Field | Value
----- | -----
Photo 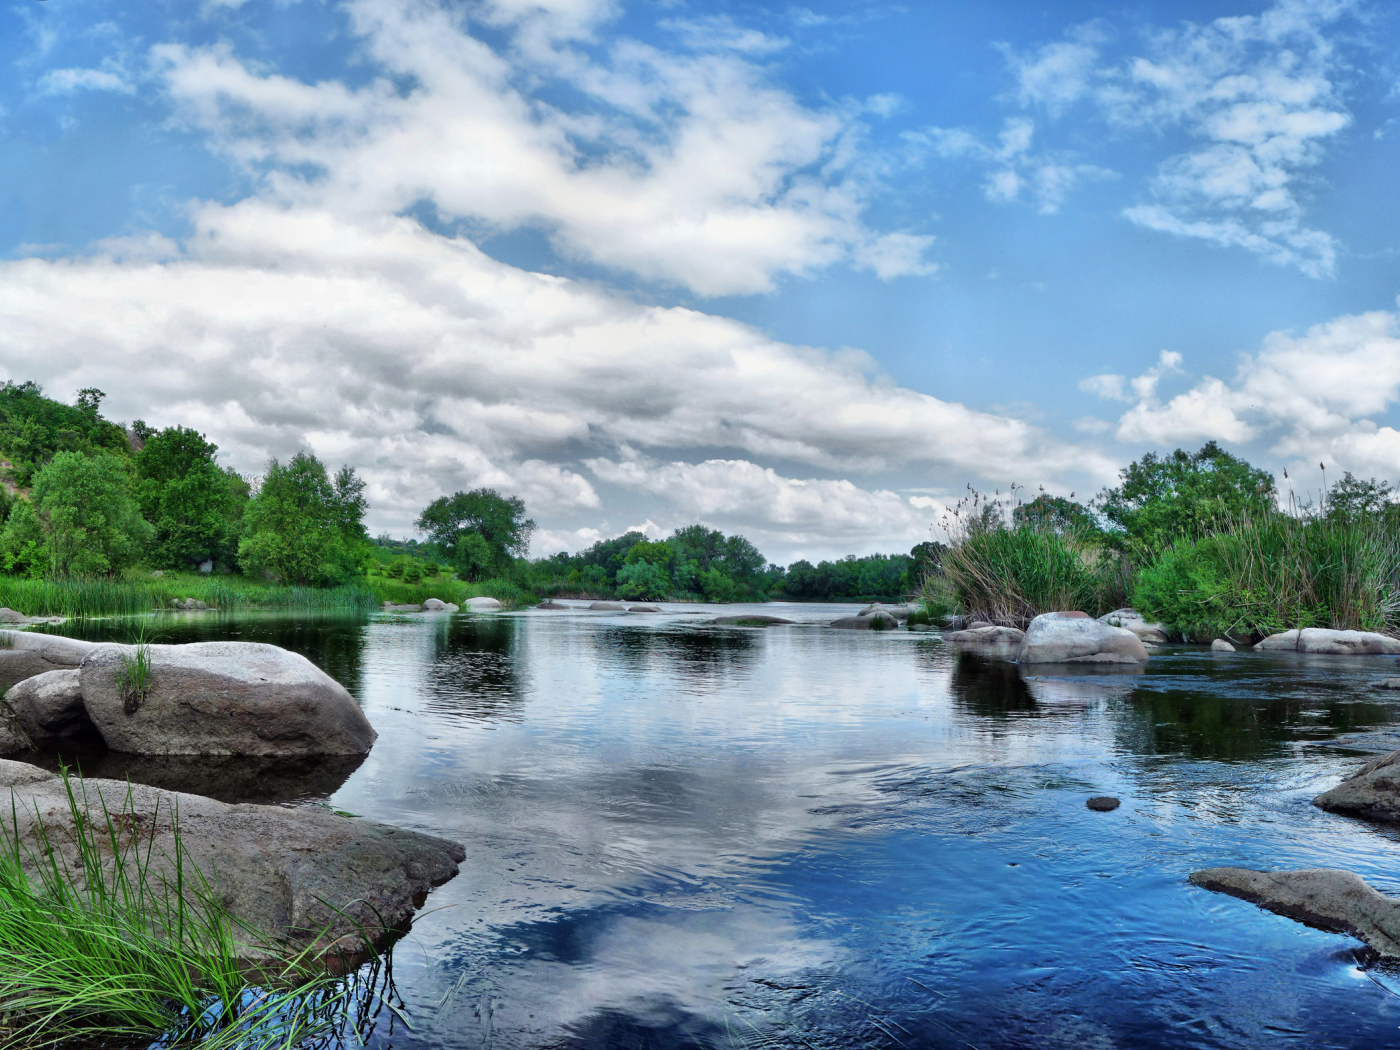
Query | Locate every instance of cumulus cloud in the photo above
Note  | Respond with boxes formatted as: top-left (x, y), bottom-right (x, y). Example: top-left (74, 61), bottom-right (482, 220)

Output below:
top-left (1002, 0), bottom-right (1354, 276)
top-left (36, 65), bottom-right (133, 95)
top-left (1096, 307), bottom-right (1400, 481)
top-left (151, 0), bottom-right (931, 296)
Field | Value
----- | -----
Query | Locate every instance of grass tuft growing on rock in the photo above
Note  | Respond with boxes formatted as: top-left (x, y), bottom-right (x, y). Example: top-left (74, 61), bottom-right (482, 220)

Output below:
top-left (0, 771), bottom-right (392, 1049)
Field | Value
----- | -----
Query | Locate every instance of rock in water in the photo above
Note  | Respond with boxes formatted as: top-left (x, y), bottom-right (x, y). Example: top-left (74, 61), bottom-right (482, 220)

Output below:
top-left (1016, 613), bottom-right (1149, 665)
top-left (79, 642), bottom-right (377, 757)
top-left (0, 608), bottom-right (29, 624)
top-left (859, 603), bottom-right (909, 622)
top-left (588, 601), bottom-right (626, 612)
top-left (0, 631), bottom-right (99, 689)
top-left (1373, 679), bottom-right (1400, 690)
top-left (0, 760), bottom-right (464, 966)
top-left (712, 614), bottom-right (793, 625)
top-left (628, 605), bottom-right (662, 613)
top-left (1097, 608), bottom-right (1172, 645)
top-left (1211, 638), bottom-right (1236, 652)
top-left (1086, 796), bottom-right (1121, 811)
top-left (1189, 867), bottom-right (1400, 958)
top-left (1314, 750), bottom-right (1400, 823)
top-left (943, 625), bottom-right (1025, 659)
top-left (829, 612), bottom-right (899, 630)
top-left (4, 669), bottom-right (93, 746)
top-left (1255, 628), bottom-right (1400, 655)
top-left (466, 597), bottom-right (504, 612)
top-left (421, 598), bottom-right (459, 612)
top-left (536, 600), bottom-right (569, 609)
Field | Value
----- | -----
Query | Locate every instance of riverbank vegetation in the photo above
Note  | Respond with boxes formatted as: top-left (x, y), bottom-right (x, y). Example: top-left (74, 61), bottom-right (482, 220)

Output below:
top-left (923, 441), bottom-right (1400, 640)
top-left (0, 380), bottom-right (929, 615)
top-left (0, 773), bottom-right (386, 1048)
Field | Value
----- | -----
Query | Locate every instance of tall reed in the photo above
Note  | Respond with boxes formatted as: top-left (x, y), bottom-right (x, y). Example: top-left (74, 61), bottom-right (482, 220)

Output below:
top-left (0, 771), bottom-right (391, 1048)
top-left (0, 576), bottom-right (377, 619)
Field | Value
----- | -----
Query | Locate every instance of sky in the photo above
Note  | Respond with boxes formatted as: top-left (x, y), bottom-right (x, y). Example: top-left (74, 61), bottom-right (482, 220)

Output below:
top-left (1, 0), bottom-right (1399, 563)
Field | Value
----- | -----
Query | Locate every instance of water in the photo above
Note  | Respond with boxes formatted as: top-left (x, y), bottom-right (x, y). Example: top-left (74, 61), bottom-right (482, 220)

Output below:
top-left (36, 604), bottom-right (1400, 1048)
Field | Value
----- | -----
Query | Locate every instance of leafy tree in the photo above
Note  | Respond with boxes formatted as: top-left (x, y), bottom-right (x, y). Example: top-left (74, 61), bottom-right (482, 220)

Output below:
top-left (416, 489), bottom-right (535, 578)
top-left (237, 452), bottom-right (368, 585)
top-left (1013, 494), bottom-right (1097, 533)
top-left (135, 426), bottom-right (247, 568)
top-left (0, 452), bottom-right (152, 576)
top-left (0, 381), bottom-right (131, 484)
top-left (616, 560), bottom-right (670, 599)
top-left (454, 533), bottom-right (495, 581)
top-left (624, 540), bottom-right (673, 567)
top-left (1325, 472), bottom-right (1393, 520)
top-left (1094, 441), bottom-right (1275, 556)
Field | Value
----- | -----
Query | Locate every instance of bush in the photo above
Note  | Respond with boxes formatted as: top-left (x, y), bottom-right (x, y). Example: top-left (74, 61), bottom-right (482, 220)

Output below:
top-left (616, 561), bottom-right (669, 600)
top-left (1133, 512), bottom-right (1400, 640)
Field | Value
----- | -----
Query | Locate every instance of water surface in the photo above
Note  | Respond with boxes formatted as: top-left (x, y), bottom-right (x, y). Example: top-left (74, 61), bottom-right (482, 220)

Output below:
top-left (41, 604), bottom-right (1400, 1049)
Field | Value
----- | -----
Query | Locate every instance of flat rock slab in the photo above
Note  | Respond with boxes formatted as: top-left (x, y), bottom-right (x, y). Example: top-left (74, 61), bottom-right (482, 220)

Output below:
top-left (628, 605), bottom-right (662, 613)
top-left (944, 625), bottom-right (1024, 649)
top-left (1314, 750), bottom-right (1400, 823)
top-left (0, 760), bottom-right (464, 966)
top-left (80, 642), bottom-right (377, 757)
top-left (1017, 613), bottom-right (1148, 665)
top-left (589, 602), bottom-right (626, 612)
top-left (4, 668), bottom-right (90, 747)
top-left (1255, 628), bottom-right (1400, 655)
top-left (712, 615), bottom-right (793, 626)
top-left (0, 630), bottom-right (99, 689)
top-left (382, 603), bottom-right (423, 612)
top-left (1190, 866), bottom-right (1400, 958)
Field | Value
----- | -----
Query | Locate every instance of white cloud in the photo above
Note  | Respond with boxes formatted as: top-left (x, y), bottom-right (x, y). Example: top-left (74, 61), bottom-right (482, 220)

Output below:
top-left (1079, 374), bottom-right (1128, 401)
top-left (1098, 307), bottom-right (1400, 479)
top-left (151, 0), bottom-right (930, 297)
top-left (36, 66), bottom-right (133, 95)
top-left (1005, 0), bottom-right (1355, 276)
top-left (659, 15), bottom-right (789, 54)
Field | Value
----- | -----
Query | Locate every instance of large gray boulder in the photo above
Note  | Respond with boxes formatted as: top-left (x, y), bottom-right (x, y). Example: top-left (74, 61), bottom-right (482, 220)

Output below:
top-left (0, 760), bottom-right (463, 966)
top-left (1211, 638), bottom-right (1236, 652)
top-left (1314, 750), bottom-right (1400, 823)
top-left (829, 611), bottom-right (899, 630)
top-left (859, 603), bottom-right (909, 622)
top-left (1255, 628), bottom-right (1400, 655)
top-left (4, 669), bottom-right (91, 747)
top-left (421, 598), bottom-right (459, 612)
top-left (1016, 612), bottom-right (1149, 665)
top-left (588, 601), bottom-right (626, 612)
top-left (1189, 866), bottom-right (1400, 958)
top-left (79, 642), bottom-right (377, 757)
top-left (0, 630), bottom-right (99, 689)
top-left (943, 625), bottom-right (1025, 658)
top-left (1097, 608), bottom-right (1171, 645)
top-left (466, 596), bottom-right (504, 612)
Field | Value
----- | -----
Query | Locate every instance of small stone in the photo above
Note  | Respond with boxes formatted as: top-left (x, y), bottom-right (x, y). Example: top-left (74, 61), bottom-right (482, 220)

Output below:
top-left (1086, 796), bottom-right (1121, 811)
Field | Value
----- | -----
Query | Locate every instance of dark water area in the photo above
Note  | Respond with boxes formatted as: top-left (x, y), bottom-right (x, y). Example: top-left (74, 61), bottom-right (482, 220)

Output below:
top-left (34, 605), bottom-right (1400, 1048)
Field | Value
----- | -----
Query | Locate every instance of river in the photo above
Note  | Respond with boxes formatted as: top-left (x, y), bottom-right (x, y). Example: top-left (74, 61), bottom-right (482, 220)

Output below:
top-left (38, 603), bottom-right (1400, 1049)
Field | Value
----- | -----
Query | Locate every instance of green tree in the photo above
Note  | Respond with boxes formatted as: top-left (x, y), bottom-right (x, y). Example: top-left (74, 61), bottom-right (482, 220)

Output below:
top-left (237, 452), bottom-right (368, 585)
top-left (623, 540), bottom-right (673, 567)
top-left (135, 426), bottom-right (246, 568)
top-left (454, 533), bottom-right (494, 581)
top-left (416, 489), bottom-right (535, 577)
top-left (0, 381), bottom-right (131, 485)
top-left (0, 452), bottom-right (151, 576)
top-left (1325, 472), bottom-right (1393, 520)
top-left (1094, 441), bottom-right (1276, 557)
top-left (616, 560), bottom-right (670, 599)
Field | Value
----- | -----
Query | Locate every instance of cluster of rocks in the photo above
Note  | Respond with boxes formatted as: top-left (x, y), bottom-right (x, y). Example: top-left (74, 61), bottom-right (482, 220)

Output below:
top-left (381, 596), bottom-right (505, 613)
top-left (1, 631), bottom-right (377, 758)
top-left (828, 603), bottom-right (922, 631)
top-left (944, 611), bottom-right (1150, 665)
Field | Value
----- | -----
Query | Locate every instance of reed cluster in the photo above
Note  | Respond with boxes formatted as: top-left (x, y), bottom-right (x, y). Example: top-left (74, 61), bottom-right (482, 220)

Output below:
top-left (0, 576), bottom-right (378, 619)
top-left (0, 773), bottom-right (390, 1049)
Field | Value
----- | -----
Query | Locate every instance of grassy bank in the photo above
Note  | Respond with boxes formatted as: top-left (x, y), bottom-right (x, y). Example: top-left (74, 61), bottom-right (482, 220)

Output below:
top-left (0, 574), bottom-right (378, 619)
top-left (367, 574), bottom-right (535, 609)
top-left (0, 773), bottom-right (384, 1048)
top-left (1133, 513), bottom-right (1400, 640)
top-left (936, 522), bottom-right (1127, 628)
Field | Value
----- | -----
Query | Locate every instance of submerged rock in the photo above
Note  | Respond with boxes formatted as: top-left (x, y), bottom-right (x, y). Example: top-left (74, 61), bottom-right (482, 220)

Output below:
top-left (1189, 866), bottom-right (1400, 958)
top-left (1314, 750), bottom-right (1400, 823)
top-left (421, 598), bottom-right (459, 612)
top-left (829, 611), bottom-right (899, 630)
top-left (0, 607), bottom-right (29, 624)
top-left (536, 600), bottom-right (570, 609)
top-left (79, 642), bottom-right (377, 757)
top-left (4, 669), bottom-right (92, 747)
top-left (1097, 608), bottom-right (1172, 645)
top-left (1211, 638), bottom-right (1236, 652)
top-left (628, 604), bottom-right (663, 613)
top-left (382, 602), bottom-right (422, 612)
top-left (0, 760), bottom-right (464, 967)
top-left (1016, 613), bottom-right (1149, 665)
top-left (1086, 796), bottom-right (1121, 811)
top-left (0, 630), bottom-right (99, 689)
top-left (712, 614), bottom-right (793, 626)
top-left (588, 601), bottom-right (626, 612)
top-left (466, 596), bottom-right (504, 612)
top-left (1255, 628), bottom-right (1400, 655)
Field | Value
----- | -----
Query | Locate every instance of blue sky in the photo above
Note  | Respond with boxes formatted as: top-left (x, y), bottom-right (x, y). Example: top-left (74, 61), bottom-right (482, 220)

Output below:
top-left (2, 0), bottom-right (1399, 560)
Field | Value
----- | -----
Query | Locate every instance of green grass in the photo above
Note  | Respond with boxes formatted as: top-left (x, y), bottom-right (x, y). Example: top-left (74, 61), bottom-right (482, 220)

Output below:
top-left (0, 771), bottom-right (390, 1048)
top-left (367, 574), bottom-right (536, 610)
top-left (0, 575), bottom-right (378, 619)
top-left (934, 522), bottom-right (1127, 628)
top-left (1133, 511), bottom-right (1400, 640)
